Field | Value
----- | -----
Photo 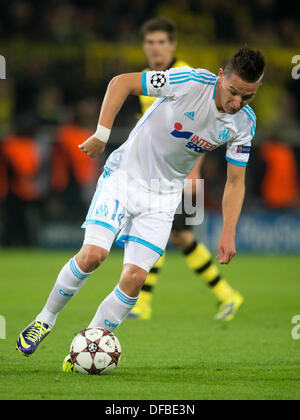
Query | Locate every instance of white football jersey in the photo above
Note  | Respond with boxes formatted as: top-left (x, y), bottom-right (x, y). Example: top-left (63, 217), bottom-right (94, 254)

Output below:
top-left (105, 66), bottom-right (256, 194)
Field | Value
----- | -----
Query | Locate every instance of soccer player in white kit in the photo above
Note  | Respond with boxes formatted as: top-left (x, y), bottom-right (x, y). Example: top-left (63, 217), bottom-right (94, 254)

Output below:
top-left (16, 46), bottom-right (265, 365)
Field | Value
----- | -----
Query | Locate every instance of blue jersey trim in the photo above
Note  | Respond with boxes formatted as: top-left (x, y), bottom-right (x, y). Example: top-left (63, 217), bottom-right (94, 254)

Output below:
top-left (226, 156), bottom-right (247, 167)
top-left (142, 72), bottom-right (148, 96)
top-left (116, 235), bottom-right (164, 256)
top-left (241, 107), bottom-right (256, 124)
top-left (169, 71), bottom-right (217, 81)
top-left (170, 78), bottom-right (216, 85)
top-left (82, 219), bottom-right (118, 234)
top-left (241, 107), bottom-right (256, 137)
top-left (244, 104), bottom-right (256, 119)
top-left (130, 98), bottom-right (167, 138)
top-left (212, 77), bottom-right (218, 99)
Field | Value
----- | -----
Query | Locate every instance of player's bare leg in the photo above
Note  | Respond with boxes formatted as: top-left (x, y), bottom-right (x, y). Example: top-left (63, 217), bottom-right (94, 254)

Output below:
top-left (119, 264), bottom-right (148, 297)
top-left (128, 253), bottom-right (165, 320)
top-left (75, 244), bottom-right (109, 273)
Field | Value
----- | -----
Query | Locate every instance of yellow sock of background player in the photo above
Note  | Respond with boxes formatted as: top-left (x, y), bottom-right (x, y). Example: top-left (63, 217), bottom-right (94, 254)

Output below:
top-left (184, 241), bottom-right (235, 301)
top-left (183, 241), bottom-right (244, 322)
top-left (129, 241), bottom-right (243, 321)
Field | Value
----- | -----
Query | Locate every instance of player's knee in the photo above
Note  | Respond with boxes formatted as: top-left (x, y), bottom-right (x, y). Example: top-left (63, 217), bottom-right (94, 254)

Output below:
top-left (132, 269), bottom-right (147, 290)
top-left (76, 245), bottom-right (109, 272)
top-left (121, 264), bottom-right (147, 291)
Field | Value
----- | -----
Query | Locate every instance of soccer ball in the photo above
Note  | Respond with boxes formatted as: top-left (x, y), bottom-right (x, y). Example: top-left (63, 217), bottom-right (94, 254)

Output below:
top-left (70, 328), bottom-right (121, 375)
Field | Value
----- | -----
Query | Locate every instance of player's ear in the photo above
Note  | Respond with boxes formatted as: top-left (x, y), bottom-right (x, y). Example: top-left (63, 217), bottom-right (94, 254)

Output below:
top-left (171, 40), bottom-right (177, 52)
top-left (218, 68), bottom-right (225, 86)
top-left (218, 68), bottom-right (224, 78)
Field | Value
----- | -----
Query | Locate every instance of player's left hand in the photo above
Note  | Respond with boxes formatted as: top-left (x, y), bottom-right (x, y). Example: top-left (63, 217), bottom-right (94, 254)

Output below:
top-left (79, 136), bottom-right (106, 158)
top-left (216, 233), bottom-right (237, 264)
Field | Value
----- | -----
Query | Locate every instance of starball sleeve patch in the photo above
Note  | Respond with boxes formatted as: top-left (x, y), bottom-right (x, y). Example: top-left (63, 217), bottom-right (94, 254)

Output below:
top-left (150, 72), bottom-right (166, 88)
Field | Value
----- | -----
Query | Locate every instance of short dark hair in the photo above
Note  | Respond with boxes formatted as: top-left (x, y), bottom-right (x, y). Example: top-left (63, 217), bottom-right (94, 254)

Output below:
top-left (224, 45), bottom-right (265, 83)
top-left (140, 17), bottom-right (177, 42)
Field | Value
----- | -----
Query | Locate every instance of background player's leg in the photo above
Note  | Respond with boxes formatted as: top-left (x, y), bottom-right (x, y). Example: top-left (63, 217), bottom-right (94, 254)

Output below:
top-left (170, 228), bottom-right (244, 320)
top-left (171, 229), bottom-right (234, 300)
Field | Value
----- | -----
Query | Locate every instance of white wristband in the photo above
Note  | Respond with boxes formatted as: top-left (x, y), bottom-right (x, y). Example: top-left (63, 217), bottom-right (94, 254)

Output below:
top-left (94, 124), bottom-right (111, 143)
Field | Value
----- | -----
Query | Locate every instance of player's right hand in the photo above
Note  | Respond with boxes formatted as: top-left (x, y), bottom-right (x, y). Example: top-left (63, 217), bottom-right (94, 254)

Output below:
top-left (216, 232), bottom-right (237, 264)
top-left (78, 136), bottom-right (106, 158)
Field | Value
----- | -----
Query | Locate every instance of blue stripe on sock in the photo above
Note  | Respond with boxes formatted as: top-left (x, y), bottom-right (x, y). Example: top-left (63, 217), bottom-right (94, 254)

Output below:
top-left (70, 258), bottom-right (82, 279)
top-left (115, 287), bottom-right (138, 305)
top-left (70, 258), bottom-right (90, 281)
top-left (114, 286), bottom-right (138, 306)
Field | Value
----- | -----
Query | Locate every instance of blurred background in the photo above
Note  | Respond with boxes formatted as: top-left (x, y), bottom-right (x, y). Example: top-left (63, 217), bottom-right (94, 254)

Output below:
top-left (0, 0), bottom-right (299, 253)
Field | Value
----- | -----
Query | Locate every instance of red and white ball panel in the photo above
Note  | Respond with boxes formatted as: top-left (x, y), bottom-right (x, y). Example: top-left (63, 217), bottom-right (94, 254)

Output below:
top-left (70, 334), bottom-right (88, 353)
top-left (84, 328), bottom-right (104, 342)
top-left (70, 327), bottom-right (122, 375)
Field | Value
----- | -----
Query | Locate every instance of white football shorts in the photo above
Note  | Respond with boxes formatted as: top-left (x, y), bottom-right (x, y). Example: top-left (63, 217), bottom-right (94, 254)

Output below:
top-left (82, 167), bottom-right (181, 272)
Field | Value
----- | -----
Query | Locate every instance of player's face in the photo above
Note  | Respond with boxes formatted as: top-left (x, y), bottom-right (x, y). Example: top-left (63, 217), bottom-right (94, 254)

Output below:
top-left (217, 69), bottom-right (261, 114)
top-left (143, 31), bottom-right (177, 69)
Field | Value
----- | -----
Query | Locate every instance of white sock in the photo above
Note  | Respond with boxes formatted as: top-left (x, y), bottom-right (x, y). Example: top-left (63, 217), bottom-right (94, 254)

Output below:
top-left (88, 284), bottom-right (139, 331)
top-left (36, 257), bottom-right (93, 329)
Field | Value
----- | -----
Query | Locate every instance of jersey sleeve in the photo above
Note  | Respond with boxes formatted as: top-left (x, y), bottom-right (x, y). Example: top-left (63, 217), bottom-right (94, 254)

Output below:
top-left (142, 66), bottom-right (199, 99)
top-left (225, 107), bottom-right (256, 167)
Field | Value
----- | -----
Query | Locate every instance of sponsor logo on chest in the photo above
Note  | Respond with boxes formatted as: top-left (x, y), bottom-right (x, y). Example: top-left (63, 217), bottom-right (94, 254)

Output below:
top-left (170, 122), bottom-right (218, 153)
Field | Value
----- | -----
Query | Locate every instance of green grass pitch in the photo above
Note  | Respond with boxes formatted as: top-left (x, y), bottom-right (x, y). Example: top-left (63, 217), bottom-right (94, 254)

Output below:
top-left (1, 249), bottom-right (300, 400)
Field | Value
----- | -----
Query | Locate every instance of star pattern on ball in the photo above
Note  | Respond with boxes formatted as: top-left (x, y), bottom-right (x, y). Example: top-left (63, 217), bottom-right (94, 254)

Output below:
top-left (70, 328), bottom-right (122, 375)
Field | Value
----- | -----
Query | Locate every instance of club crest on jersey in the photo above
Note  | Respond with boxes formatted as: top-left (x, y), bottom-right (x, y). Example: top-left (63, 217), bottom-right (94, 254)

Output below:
top-left (150, 72), bottom-right (166, 88)
top-left (218, 128), bottom-right (231, 142)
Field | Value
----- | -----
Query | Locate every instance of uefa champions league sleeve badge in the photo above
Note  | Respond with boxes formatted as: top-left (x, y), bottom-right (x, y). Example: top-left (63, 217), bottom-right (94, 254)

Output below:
top-left (150, 72), bottom-right (166, 88)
